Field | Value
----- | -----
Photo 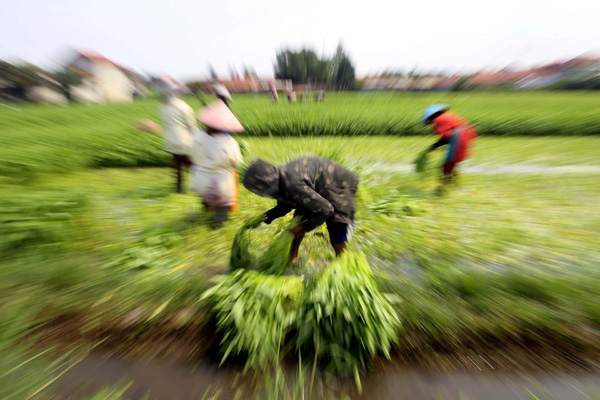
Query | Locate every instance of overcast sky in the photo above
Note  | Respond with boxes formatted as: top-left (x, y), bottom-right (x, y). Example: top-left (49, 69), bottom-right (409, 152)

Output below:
top-left (2, 0), bottom-right (599, 80)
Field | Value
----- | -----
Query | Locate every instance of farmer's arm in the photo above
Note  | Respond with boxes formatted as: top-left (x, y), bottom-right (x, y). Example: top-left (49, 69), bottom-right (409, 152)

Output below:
top-left (287, 184), bottom-right (334, 232)
top-left (179, 101), bottom-right (197, 130)
top-left (426, 120), bottom-right (453, 152)
top-left (185, 109), bottom-right (197, 131)
top-left (429, 136), bottom-right (450, 151)
top-left (264, 201), bottom-right (293, 224)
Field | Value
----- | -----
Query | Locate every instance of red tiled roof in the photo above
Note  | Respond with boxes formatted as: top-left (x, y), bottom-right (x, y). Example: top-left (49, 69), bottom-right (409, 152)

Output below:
top-left (559, 56), bottom-right (600, 70)
top-left (219, 78), bottom-right (260, 92)
top-left (71, 48), bottom-right (133, 75)
top-left (467, 70), bottom-right (530, 86)
top-left (162, 75), bottom-right (186, 88)
top-left (433, 76), bottom-right (461, 88)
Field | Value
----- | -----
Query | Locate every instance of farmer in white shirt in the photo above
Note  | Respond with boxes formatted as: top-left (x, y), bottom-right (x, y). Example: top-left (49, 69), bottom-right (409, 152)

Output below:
top-left (191, 100), bottom-right (243, 228)
top-left (159, 89), bottom-right (196, 193)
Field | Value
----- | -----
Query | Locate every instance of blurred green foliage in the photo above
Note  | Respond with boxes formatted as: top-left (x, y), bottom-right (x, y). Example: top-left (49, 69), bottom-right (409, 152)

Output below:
top-left (0, 95), bottom-right (599, 396)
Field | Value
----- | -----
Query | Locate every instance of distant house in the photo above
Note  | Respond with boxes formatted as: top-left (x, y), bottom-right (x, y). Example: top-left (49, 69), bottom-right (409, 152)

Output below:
top-left (516, 57), bottom-right (600, 89)
top-left (516, 72), bottom-right (563, 89)
top-left (364, 56), bottom-right (600, 92)
top-left (191, 77), bottom-right (289, 95)
top-left (361, 76), bottom-right (400, 91)
top-left (466, 70), bottom-right (530, 89)
top-left (408, 76), bottom-right (439, 91)
top-left (360, 74), bottom-right (457, 92)
top-left (258, 79), bottom-right (290, 93)
top-left (432, 76), bottom-right (462, 91)
top-left (220, 77), bottom-right (260, 93)
top-left (26, 85), bottom-right (67, 104)
top-left (66, 50), bottom-right (140, 103)
top-left (392, 76), bottom-right (414, 91)
top-left (360, 76), bottom-right (382, 90)
top-left (559, 56), bottom-right (600, 75)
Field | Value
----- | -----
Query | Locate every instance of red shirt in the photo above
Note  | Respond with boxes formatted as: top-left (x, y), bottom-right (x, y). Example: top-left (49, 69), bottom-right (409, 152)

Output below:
top-left (431, 112), bottom-right (477, 162)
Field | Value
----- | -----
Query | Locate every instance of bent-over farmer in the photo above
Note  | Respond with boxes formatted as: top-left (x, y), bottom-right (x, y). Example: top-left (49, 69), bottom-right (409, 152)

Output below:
top-left (243, 157), bottom-right (359, 262)
top-left (417, 104), bottom-right (477, 192)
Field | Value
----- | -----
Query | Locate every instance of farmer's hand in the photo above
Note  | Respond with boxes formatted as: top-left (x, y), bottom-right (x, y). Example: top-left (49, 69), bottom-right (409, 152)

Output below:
top-left (288, 225), bottom-right (305, 239)
top-left (414, 149), bottom-right (429, 173)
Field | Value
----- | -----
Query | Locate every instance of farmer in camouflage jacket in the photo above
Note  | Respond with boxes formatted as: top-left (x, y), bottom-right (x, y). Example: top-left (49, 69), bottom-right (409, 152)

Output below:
top-left (243, 157), bottom-right (359, 262)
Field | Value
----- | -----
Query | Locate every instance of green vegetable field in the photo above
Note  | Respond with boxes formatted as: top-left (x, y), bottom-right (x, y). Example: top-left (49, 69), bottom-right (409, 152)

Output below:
top-left (1, 92), bottom-right (600, 398)
top-left (2, 91), bottom-right (599, 182)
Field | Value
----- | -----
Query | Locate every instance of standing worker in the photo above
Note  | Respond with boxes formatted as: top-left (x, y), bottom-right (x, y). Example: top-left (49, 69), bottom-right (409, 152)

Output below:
top-left (159, 86), bottom-right (196, 193)
top-left (212, 81), bottom-right (238, 211)
top-left (243, 157), bottom-right (358, 262)
top-left (191, 100), bottom-right (243, 228)
top-left (314, 88), bottom-right (325, 102)
top-left (417, 104), bottom-right (477, 193)
top-left (270, 83), bottom-right (279, 103)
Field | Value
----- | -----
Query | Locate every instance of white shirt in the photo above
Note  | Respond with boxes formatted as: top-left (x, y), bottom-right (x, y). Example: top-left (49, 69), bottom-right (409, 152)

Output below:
top-left (191, 130), bottom-right (243, 206)
top-left (160, 98), bottom-right (196, 155)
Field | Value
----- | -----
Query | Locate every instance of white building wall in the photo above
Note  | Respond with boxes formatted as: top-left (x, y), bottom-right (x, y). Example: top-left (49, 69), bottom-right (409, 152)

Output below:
top-left (92, 63), bottom-right (133, 102)
top-left (71, 78), bottom-right (102, 103)
top-left (392, 77), bottom-right (412, 90)
top-left (26, 86), bottom-right (68, 104)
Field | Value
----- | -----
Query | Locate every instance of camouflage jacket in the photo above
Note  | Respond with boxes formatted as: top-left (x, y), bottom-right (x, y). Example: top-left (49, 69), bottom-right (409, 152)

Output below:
top-left (262, 158), bottom-right (359, 231)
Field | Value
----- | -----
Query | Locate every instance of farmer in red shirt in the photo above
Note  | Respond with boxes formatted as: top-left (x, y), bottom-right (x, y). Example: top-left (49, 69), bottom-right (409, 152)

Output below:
top-left (417, 104), bottom-right (477, 192)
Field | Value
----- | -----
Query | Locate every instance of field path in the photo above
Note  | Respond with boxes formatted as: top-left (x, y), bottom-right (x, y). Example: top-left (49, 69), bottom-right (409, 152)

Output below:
top-left (362, 162), bottom-right (600, 175)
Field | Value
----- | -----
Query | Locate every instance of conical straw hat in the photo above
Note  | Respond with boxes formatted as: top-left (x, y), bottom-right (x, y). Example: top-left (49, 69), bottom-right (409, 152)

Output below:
top-left (196, 100), bottom-right (244, 132)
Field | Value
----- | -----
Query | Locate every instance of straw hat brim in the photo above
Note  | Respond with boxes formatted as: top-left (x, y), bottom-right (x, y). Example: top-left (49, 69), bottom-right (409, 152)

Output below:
top-left (197, 100), bottom-right (244, 132)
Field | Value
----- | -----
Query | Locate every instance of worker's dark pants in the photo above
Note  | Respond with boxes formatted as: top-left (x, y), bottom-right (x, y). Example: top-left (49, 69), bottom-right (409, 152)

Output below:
top-left (172, 154), bottom-right (191, 193)
top-left (202, 201), bottom-right (229, 229)
top-left (213, 207), bottom-right (229, 228)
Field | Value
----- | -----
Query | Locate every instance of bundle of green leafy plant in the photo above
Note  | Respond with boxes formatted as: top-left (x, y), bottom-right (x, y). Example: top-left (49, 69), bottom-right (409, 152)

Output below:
top-left (295, 251), bottom-right (401, 377)
top-left (229, 214), bottom-right (266, 271)
top-left (200, 269), bottom-right (304, 371)
top-left (414, 150), bottom-right (429, 174)
top-left (230, 216), bottom-right (300, 275)
top-left (226, 217), bottom-right (401, 375)
top-left (256, 230), bottom-right (294, 275)
top-left (257, 217), bottom-right (301, 275)
top-left (368, 194), bottom-right (426, 217)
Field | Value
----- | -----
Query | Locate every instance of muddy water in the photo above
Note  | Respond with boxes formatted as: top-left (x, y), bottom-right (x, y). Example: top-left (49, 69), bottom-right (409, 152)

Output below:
top-left (53, 355), bottom-right (600, 399)
top-left (359, 366), bottom-right (600, 400)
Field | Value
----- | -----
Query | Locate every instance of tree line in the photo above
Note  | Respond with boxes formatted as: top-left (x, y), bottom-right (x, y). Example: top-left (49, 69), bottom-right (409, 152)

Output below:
top-left (274, 44), bottom-right (356, 90)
